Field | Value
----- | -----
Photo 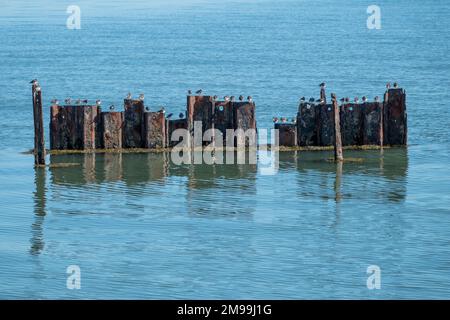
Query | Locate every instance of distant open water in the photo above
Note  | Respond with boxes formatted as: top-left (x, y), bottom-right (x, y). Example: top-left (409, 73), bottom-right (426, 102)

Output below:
top-left (0, 0), bottom-right (449, 299)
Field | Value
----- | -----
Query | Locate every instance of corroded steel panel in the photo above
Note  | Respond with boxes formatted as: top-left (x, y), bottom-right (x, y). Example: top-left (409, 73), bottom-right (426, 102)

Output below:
top-left (340, 103), bottom-right (363, 146)
top-left (168, 119), bottom-right (188, 147)
top-left (144, 111), bottom-right (166, 149)
top-left (232, 101), bottom-right (256, 147)
top-left (362, 102), bottom-right (382, 145)
top-left (318, 103), bottom-right (334, 146)
top-left (123, 99), bottom-right (145, 148)
top-left (384, 88), bottom-right (407, 145)
top-left (297, 102), bottom-right (319, 147)
top-left (101, 112), bottom-right (123, 149)
top-left (275, 123), bottom-right (297, 147)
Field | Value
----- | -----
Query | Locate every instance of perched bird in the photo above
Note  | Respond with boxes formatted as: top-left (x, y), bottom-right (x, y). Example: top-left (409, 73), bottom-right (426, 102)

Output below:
top-left (75, 99), bottom-right (81, 105)
top-left (51, 99), bottom-right (59, 105)
top-left (35, 86), bottom-right (41, 92)
top-left (213, 95), bottom-right (218, 101)
top-left (179, 112), bottom-right (184, 119)
top-left (393, 82), bottom-right (398, 88)
top-left (319, 82), bottom-right (326, 88)
top-left (196, 89), bottom-right (203, 95)
top-left (281, 117), bottom-right (287, 123)
top-left (96, 100), bottom-right (102, 106)
top-left (345, 97), bottom-right (350, 103)
top-left (340, 97), bottom-right (345, 103)
top-left (386, 82), bottom-right (391, 89)
top-left (224, 96), bottom-right (230, 101)
top-left (247, 96), bottom-right (253, 102)
top-left (145, 106), bottom-right (150, 111)
top-left (65, 98), bottom-right (72, 105)
top-left (300, 97), bottom-right (306, 102)
top-left (82, 99), bottom-right (88, 104)
top-left (230, 96), bottom-right (235, 102)
top-left (109, 105), bottom-right (115, 111)
top-left (309, 97), bottom-right (315, 103)
top-left (188, 90), bottom-right (192, 95)
top-left (139, 93), bottom-right (145, 101)
top-left (160, 107), bottom-right (166, 113)
top-left (362, 96), bottom-right (367, 102)
top-left (273, 117), bottom-right (279, 123)
top-left (354, 97), bottom-right (359, 103)
top-left (30, 79), bottom-right (38, 84)
top-left (166, 113), bottom-right (173, 119)
top-left (292, 118), bottom-right (297, 123)
top-left (126, 93), bottom-right (132, 100)
top-left (238, 95), bottom-right (244, 101)
top-left (374, 96), bottom-right (380, 102)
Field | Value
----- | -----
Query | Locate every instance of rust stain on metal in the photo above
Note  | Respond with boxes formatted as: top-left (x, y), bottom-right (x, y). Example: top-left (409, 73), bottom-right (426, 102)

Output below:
top-left (144, 111), bottom-right (166, 149)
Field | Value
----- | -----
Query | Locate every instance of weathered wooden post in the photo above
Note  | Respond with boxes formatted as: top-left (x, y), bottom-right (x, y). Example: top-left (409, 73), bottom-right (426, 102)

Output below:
top-left (380, 88), bottom-right (389, 147)
top-left (31, 80), bottom-right (46, 166)
top-left (331, 93), bottom-right (343, 162)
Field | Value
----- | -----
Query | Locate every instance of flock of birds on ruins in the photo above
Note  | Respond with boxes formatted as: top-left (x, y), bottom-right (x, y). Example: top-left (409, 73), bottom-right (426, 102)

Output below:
top-left (30, 79), bottom-right (400, 125)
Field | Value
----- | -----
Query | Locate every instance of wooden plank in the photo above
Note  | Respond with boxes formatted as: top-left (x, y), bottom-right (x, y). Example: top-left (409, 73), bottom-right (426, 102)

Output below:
top-left (331, 94), bottom-right (343, 162)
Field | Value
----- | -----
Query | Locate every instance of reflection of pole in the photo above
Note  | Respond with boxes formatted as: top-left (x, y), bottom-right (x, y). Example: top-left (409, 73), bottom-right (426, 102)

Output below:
top-left (331, 93), bottom-right (343, 162)
top-left (30, 167), bottom-right (46, 255)
top-left (334, 161), bottom-right (343, 203)
top-left (32, 80), bottom-right (46, 166)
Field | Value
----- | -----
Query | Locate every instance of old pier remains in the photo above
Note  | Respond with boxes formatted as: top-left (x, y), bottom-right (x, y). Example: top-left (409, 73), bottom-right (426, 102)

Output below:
top-left (275, 83), bottom-right (407, 150)
top-left (31, 81), bottom-right (406, 157)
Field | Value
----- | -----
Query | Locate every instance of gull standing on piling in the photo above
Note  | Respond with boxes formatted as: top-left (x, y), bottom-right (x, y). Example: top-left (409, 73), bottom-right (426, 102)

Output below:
top-left (65, 98), bottom-right (72, 105)
top-left (96, 100), bottom-right (102, 106)
top-left (179, 112), bottom-right (184, 119)
top-left (139, 94), bottom-right (145, 101)
top-left (247, 96), bottom-right (253, 102)
top-left (110, 105), bottom-right (115, 111)
top-left (126, 93), bottom-right (132, 100)
top-left (196, 89), bottom-right (203, 95)
top-left (239, 95), bottom-right (244, 101)
top-left (188, 90), bottom-right (192, 95)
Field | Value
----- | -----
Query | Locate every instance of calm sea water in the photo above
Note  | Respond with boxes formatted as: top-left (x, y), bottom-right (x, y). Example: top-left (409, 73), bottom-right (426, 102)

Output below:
top-left (1, 0), bottom-right (450, 299)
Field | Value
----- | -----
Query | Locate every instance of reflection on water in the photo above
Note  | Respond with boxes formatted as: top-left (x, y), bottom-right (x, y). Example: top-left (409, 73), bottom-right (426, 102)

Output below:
top-left (30, 167), bottom-right (46, 255)
top-left (47, 149), bottom-right (408, 190)
top-left (32, 148), bottom-right (408, 233)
